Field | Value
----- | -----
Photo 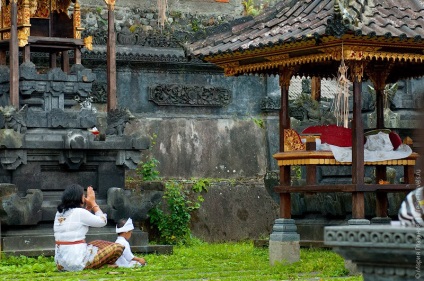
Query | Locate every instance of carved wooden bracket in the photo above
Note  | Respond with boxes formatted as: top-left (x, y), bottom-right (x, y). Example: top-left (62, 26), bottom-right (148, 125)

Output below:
top-left (278, 65), bottom-right (299, 88)
top-left (366, 63), bottom-right (393, 91)
top-left (348, 61), bottom-right (366, 82)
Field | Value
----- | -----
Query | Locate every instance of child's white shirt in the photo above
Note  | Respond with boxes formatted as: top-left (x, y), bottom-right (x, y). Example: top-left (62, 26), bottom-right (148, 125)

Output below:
top-left (115, 236), bottom-right (142, 267)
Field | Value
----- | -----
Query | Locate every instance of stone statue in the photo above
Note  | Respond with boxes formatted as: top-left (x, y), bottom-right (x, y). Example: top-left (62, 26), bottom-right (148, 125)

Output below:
top-left (0, 105), bottom-right (27, 134)
top-left (106, 108), bottom-right (135, 136)
top-left (290, 92), bottom-right (336, 125)
top-left (367, 83), bottom-right (400, 128)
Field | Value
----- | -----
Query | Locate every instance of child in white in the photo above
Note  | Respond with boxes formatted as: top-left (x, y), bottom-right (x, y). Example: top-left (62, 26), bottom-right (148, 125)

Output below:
top-left (114, 218), bottom-right (146, 267)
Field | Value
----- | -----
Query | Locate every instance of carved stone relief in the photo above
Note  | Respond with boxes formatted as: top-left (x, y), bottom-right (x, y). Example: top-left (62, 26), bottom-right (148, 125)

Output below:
top-left (149, 84), bottom-right (232, 107)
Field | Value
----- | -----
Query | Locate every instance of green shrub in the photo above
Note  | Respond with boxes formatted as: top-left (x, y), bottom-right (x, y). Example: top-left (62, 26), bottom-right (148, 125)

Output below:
top-left (149, 180), bottom-right (208, 245)
top-left (136, 157), bottom-right (160, 181)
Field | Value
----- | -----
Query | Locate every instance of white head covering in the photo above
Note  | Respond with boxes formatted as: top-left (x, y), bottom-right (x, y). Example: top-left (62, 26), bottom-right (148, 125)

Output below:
top-left (116, 218), bottom-right (134, 233)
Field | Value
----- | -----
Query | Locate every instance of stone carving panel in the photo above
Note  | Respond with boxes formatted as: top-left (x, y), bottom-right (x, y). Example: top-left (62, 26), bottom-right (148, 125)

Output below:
top-left (149, 84), bottom-right (232, 107)
top-left (0, 185), bottom-right (43, 225)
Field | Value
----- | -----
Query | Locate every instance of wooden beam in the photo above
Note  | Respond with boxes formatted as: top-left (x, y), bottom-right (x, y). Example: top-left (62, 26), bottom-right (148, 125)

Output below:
top-left (107, 4), bottom-right (117, 111)
top-left (9, 0), bottom-right (19, 107)
top-left (275, 184), bottom-right (416, 193)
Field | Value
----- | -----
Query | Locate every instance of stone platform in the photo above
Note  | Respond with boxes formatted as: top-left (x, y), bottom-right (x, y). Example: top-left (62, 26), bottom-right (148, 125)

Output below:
top-left (324, 224), bottom-right (422, 281)
top-left (1, 224), bottom-right (172, 257)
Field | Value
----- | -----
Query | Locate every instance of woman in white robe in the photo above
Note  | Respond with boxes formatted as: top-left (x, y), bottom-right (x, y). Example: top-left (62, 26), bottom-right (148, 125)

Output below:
top-left (54, 184), bottom-right (124, 271)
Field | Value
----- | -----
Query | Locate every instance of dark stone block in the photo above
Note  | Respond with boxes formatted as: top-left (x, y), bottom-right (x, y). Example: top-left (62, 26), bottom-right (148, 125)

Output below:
top-left (1, 188), bottom-right (42, 225)
top-left (107, 185), bottom-right (164, 222)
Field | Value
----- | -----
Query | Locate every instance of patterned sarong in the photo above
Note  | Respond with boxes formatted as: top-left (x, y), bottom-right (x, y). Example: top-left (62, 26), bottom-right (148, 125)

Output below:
top-left (85, 240), bottom-right (124, 269)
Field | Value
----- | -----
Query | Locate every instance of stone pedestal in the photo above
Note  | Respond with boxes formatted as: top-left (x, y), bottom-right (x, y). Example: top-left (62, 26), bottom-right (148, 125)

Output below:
top-left (269, 218), bottom-right (300, 265)
top-left (348, 218), bottom-right (370, 225)
top-left (370, 217), bottom-right (392, 225)
top-left (325, 225), bottom-right (423, 281)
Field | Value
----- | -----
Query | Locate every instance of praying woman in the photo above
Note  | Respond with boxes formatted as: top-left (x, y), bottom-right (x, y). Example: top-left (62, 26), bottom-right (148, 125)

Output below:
top-left (54, 184), bottom-right (124, 271)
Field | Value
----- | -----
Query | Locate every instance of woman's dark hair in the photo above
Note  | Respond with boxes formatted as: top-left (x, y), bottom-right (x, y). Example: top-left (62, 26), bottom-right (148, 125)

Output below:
top-left (57, 184), bottom-right (84, 213)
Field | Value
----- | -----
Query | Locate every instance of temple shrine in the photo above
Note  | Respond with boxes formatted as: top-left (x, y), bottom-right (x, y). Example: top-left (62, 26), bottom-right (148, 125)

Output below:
top-left (188, 0), bottom-right (424, 265)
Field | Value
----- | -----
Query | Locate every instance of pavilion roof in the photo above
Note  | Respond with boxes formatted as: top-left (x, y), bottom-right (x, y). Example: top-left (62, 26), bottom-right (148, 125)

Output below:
top-left (188, 0), bottom-right (424, 80)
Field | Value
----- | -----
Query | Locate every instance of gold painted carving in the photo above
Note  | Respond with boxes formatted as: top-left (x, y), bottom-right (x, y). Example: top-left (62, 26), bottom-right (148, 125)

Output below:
top-left (366, 64), bottom-right (392, 91)
top-left (104, 0), bottom-right (116, 10)
top-left (34, 0), bottom-right (50, 18)
top-left (223, 53), bottom-right (332, 76)
top-left (18, 28), bottom-right (29, 46)
top-left (75, 29), bottom-right (82, 39)
top-left (29, 0), bottom-right (37, 16)
top-left (3, 31), bottom-right (10, 39)
top-left (220, 62), bottom-right (239, 76)
top-left (278, 65), bottom-right (298, 87)
top-left (73, 1), bottom-right (82, 38)
top-left (265, 54), bottom-right (289, 61)
top-left (22, 0), bottom-right (30, 25)
top-left (349, 61), bottom-right (366, 82)
top-left (84, 36), bottom-right (93, 51)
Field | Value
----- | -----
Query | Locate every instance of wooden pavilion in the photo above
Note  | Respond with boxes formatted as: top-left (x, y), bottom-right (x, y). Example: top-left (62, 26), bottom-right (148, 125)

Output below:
top-left (0, 0), bottom-right (86, 108)
top-left (188, 0), bottom-right (424, 258)
top-left (0, 0), bottom-right (118, 110)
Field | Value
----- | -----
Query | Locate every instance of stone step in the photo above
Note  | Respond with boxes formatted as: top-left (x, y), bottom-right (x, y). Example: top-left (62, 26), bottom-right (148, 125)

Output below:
top-left (1, 225), bottom-right (173, 257)
top-left (41, 199), bottom-right (109, 222)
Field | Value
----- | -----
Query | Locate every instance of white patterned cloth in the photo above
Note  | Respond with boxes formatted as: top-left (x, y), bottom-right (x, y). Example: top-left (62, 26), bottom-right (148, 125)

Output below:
top-left (329, 132), bottom-right (412, 162)
top-left (114, 236), bottom-right (143, 268)
top-left (54, 208), bottom-right (107, 271)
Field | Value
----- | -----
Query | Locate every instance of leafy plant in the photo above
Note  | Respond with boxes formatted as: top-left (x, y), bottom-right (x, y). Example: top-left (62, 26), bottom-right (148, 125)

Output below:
top-left (136, 157), bottom-right (160, 181)
top-left (291, 165), bottom-right (302, 180)
top-left (191, 18), bottom-right (200, 32)
top-left (135, 133), bottom-right (161, 181)
top-left (242, 0), bottom-right (260, 16)
top-left (149, 179), bottom-right (208, 245)
top-left (252, 116), bottom-right (265, 129)
top-left (191, 178), bottom-right (210, 193)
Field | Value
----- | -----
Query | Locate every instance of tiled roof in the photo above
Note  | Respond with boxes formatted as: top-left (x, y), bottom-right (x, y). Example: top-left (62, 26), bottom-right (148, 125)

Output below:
top-left (189, 0), bottom-right (424, 56)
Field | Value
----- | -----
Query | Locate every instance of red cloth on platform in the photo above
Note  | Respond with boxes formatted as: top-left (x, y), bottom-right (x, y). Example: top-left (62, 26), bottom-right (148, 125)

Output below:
top-left (302, 125), bottom-right (352, 147)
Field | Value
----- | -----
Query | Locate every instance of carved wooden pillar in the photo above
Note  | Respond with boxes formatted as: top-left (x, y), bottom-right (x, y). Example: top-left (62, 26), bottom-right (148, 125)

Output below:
top-left (50, 53), bottom-right (57, 69)
top-left (350, 61), bottom-right (365, 219)
top-left (9, 0), bottom-right (19, 107)
top-left (21, 0), bottom-right (30, 63)
top-left (61, 51), bottom-right (70, 73)
top-left (367, 64), bottom-right (392, 218)
top-left (311, 76), bottom-right (321, 101)
top-left (73, 1), bottom-right (83, 65)
top-left (278, 65), bottom-right (297, 219)
top-left (106, 1), bottom-right (117, 111)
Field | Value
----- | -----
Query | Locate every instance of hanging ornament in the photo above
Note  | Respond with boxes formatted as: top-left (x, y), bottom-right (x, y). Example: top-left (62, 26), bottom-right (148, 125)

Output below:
top-left (157, 0), bottom-right (168, 31)
top-left (334, 46), bottom-right (351, 128)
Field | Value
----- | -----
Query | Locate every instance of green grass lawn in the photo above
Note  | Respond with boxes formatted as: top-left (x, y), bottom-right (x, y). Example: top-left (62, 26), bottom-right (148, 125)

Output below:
top-left (0, 242), bottom-right (363, 281)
